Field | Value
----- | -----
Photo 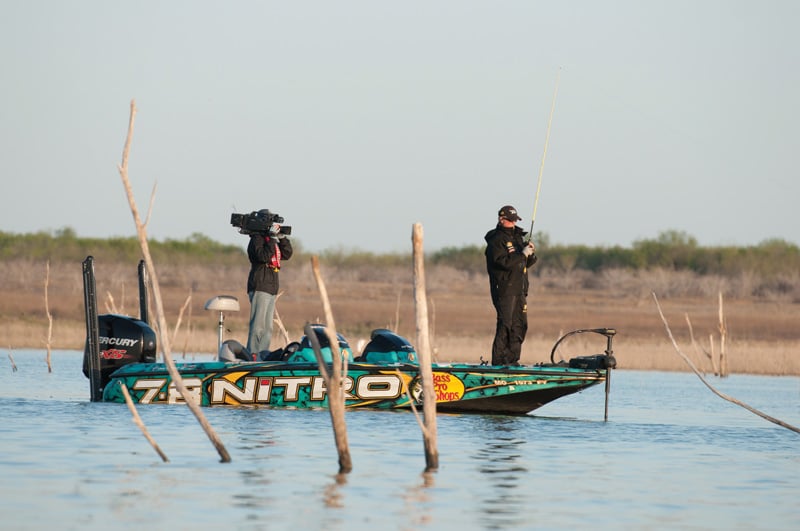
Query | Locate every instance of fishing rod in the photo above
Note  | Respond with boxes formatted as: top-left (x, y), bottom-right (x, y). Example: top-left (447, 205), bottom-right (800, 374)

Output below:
top-left (526, 68), bottom-right (561, 243)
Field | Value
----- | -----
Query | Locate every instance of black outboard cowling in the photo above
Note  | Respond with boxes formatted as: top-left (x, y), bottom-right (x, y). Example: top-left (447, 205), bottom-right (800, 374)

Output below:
top-left (82, 314), bottom-right (157, 392)
top-left (359, 329), bottom-right (417, 364)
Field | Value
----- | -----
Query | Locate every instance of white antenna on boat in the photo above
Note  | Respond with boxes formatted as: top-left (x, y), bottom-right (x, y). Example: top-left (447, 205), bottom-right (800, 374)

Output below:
top-left (204, 295), bottom-right (240, 353)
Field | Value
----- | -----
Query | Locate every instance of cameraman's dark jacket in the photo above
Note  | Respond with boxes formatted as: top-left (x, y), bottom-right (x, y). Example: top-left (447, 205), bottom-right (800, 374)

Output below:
top-left (484, 224), bottom-right (537, 301)
top-left (247, 234), bottom-right (293, 295)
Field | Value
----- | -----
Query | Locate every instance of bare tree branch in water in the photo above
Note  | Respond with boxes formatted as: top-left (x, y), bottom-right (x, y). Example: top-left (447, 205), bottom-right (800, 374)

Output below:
top-left (412, 224), bottom-right (439, 471)
top-left (309, 256), bottom-right (352, 474)
top-left (652, 291), bottom-right (799, 434)
top-left (117, 99), bottom-right (232, 462)
top-left (44, 261), bottom-right (53, 372)
top-left (119, 382), bottom-right (169, 462)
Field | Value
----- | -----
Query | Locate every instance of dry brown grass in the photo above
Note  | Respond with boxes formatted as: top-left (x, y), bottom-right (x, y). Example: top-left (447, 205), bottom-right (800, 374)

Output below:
top-left (2, 259), bottom-right (798, 375)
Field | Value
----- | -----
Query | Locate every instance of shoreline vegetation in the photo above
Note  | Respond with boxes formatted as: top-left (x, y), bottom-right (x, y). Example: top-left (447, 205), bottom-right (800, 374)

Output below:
top-left (2, 229), bottom-right (798, 376)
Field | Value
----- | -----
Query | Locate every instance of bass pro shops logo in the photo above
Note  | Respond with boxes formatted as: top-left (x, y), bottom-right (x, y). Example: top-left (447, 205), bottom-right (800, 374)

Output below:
top-left (411, 372), bottom-right (465, 403)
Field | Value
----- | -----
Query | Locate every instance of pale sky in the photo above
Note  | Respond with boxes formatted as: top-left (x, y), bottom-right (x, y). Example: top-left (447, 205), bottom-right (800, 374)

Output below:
top-left (2, 1), bottom-right (797, 253)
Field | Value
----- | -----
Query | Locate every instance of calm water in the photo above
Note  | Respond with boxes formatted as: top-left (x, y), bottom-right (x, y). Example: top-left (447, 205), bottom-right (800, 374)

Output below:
top-left (1, 350), bottom-right (798, 530)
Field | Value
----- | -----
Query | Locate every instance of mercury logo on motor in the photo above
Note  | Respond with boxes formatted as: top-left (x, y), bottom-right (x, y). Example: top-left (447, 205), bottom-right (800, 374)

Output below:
top-left (100, 336), bottom-right (139, 347)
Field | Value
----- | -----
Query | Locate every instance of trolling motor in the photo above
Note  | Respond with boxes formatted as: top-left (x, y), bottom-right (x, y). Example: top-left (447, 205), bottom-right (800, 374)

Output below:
top-left (549, 327), bottom-right (617, 421)
top-left (82, 256), bottom-right (157, 401)
top-left (550, 327), bottom-right (617, 369)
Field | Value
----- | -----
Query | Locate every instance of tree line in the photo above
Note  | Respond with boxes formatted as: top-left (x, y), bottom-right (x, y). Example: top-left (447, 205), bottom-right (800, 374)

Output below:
top-left (431, 230), bottom-right (800, 280)
top-left (1, 228), bottom-right (798, 280)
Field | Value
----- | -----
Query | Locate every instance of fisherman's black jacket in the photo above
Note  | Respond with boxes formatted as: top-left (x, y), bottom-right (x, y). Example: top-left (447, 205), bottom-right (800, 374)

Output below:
top-left (484, 224), bottom-right (537, 301)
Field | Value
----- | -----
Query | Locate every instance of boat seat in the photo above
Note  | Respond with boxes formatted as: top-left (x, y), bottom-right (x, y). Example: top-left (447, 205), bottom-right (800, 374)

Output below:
top-left (218, 339), bottom-right (253, 362)
top-left (258, 342), bottom-right (301, 362)
top-left (356, 329), bottom-right (417, 364)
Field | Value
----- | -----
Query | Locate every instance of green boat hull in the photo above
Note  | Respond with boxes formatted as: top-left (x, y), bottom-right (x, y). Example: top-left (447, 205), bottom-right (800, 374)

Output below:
top-left (102, 361), bottom-right (607, 415)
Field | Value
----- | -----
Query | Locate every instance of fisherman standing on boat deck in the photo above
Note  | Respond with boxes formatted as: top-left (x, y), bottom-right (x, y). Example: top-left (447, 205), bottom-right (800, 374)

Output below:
top-left (485, 205), bottom-right (537, 365)
top-left (246, 210), bottom-right (293, 357)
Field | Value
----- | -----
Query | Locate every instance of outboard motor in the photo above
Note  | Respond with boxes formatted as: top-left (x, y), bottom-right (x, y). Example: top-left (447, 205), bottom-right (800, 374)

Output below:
top-left (359, 329), bottom-right (417, 364)
top-left (82, 314), bottom-right (157, 393)
top-left (82, 256), bottom-right (156, 401)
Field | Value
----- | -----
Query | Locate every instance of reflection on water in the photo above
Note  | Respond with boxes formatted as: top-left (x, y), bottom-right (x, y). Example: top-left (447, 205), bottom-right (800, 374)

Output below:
top-left (473, 417), bottom-right (530, 529)
top-left (1, 351), bottom-right (799, 529)
top-left (323, 472), bottom-right (348, 508)
top-left (400, 470), bottom-right (435, 527)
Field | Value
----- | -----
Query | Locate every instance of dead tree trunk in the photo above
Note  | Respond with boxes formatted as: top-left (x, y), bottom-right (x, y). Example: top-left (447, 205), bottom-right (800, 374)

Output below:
top-left (718, 292), bottom-right (728, 377)
top-left (117, 99), bottom-right (231, 463)
top-left (310, 256), bottom-right (352, 474)
top-left (412, 223), bottom-right (439, 472)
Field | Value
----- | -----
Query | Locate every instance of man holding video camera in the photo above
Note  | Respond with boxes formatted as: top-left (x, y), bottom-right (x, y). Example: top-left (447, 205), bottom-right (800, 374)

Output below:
top-left (245, 209), bottom-right (293, 357)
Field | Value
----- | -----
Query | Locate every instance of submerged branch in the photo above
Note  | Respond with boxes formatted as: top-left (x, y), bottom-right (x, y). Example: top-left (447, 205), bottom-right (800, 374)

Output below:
top-left (652, 291), bottom-right (799, 434)
top-left (117, 99), bottom-right (232, 462)
top-left (394, 368), bottom-right (430, 439)
top-left (412, 223), bottom-right (439, 471)
top-left (310, 256), bottom-right (352, 474)
top-left (44, 261), bottom-right (53, 373)
top-left (120, 382), bottom-right (169, 462)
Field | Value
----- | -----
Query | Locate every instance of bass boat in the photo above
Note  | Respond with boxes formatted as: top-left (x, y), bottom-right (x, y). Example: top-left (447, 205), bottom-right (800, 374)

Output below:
top-left (82, 257), bottom-right (617, 416)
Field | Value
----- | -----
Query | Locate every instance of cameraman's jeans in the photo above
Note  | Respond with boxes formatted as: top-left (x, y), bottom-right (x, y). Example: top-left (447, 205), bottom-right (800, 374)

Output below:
top-left (247, 290), bottom-right (276, 355)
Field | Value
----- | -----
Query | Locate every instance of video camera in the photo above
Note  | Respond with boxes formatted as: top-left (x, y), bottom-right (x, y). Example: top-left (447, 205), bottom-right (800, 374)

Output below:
top-left (230, 210), bottom-right (292, 236)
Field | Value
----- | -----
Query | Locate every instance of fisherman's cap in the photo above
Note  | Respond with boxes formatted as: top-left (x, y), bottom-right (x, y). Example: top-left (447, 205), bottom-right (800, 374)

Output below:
top-left (498, 205), bottom-right (521, 221)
